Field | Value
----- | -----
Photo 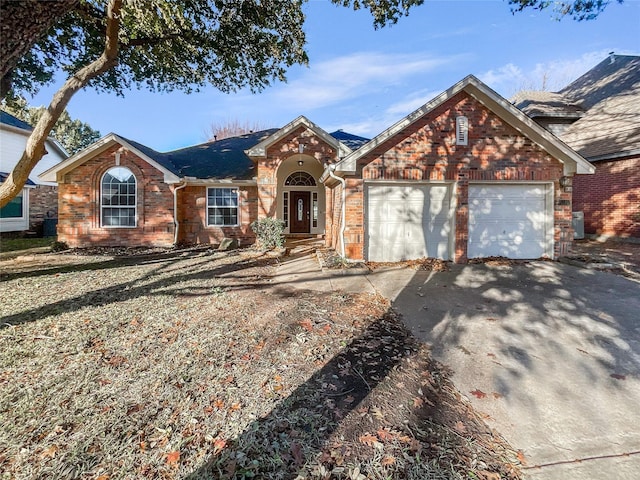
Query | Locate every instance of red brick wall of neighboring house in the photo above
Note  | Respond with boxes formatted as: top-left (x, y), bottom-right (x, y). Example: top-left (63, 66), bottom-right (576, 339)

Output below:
top-left (255, 126), bottom-right (336, 219)
top-left (29, 185), bottom-right (58, 233)
top-left (572, 155), bottom-right (640, 238)
top-left (57, 145), bottom-right (175, 247)
top-left (176, 185), bottom-right (258, 246)
top-left (326, 91), bottom-right (569, 262)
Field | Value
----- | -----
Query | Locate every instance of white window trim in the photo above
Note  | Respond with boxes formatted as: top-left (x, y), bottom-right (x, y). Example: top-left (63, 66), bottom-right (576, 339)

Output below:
top-left (100, 167), bottom-right (138, 229)
top-left (456, 115), bottom-right (468, 146)
top-left (0, 188), bottom-right (29, 232)
top-left (206, 187), bottom-right (240, 227)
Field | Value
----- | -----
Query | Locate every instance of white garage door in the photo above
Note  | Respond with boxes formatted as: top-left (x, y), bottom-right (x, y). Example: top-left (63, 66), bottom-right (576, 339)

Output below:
top-left (468, 184), bottom-right (552, 259)
top-left (367, 183), bottom-right (453, 262)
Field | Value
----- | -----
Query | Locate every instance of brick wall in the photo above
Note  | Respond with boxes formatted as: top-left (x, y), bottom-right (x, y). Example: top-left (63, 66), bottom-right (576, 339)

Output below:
top-left (29, 185), bottom-right (58, 234)
top-left (255, 126), bottom-right (336, 219)
top-left (332, 91), bottom-right (568, 262)
top-left (57, 145), bottom-right (175, 247)
top-left (176, 185), bottom-right (258, 246)
top-left (572, 155), bottom-right (640, 238)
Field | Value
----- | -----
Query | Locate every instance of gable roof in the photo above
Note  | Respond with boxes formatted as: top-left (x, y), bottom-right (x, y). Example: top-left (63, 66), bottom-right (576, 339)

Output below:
top-left (245, 116), bottom-right (354, 158)
top-left (39, 133), bottom-right (181, 183)
top-left (513, 55), bottom-right (640, 161)
top-left (330, 75), bottom-right (594, 177)
top-left (40, 124), bottom-right (367, 183)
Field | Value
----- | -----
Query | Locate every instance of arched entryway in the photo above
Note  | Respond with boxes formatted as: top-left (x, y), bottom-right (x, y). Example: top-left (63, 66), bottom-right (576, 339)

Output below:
top-left (276, 154), bottom-right (325, 235)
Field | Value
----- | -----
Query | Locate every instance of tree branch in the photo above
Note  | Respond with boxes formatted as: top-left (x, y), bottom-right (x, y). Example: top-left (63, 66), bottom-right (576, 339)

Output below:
top-left (0, 0), bottom-right (123, 208)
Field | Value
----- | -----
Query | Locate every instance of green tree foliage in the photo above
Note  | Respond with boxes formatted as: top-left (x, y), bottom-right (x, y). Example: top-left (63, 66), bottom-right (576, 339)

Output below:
top-left (3, 96), bottom-right (101, 155)
top-left (509, 0), bottom-right (623, 21)
top-left (0, 0), bottom-right (617, 208)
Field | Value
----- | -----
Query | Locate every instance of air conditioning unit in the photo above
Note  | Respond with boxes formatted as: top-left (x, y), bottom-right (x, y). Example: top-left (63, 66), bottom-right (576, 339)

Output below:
top-left (572, 212), bottom-right (584, 239)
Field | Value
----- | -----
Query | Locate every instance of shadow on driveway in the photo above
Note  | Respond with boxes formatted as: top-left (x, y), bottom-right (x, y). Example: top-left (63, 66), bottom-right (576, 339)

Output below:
top-left (379, 261), bottom-right (640, 477)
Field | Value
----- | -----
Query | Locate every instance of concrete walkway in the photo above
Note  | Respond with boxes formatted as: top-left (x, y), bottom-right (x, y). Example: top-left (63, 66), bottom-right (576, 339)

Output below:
top-left (274, 251), bottom-right (640, 479)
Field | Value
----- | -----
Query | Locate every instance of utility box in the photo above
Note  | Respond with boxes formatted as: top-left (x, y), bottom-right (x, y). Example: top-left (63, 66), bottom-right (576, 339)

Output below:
top-left (43, 218), bottom-right (58, 237)
top-left (572, 212), bottom-right (584, 240)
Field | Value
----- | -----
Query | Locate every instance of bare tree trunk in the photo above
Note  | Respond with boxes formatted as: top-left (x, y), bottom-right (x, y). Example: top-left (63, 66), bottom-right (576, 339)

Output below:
top-left (0, 0), bottom-right (122, 208)
top-left (0, 0), bottom-right (80, 98)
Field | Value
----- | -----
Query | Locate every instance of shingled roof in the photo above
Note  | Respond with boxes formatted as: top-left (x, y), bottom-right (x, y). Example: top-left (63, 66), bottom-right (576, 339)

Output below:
top-left (118, 128), bottom-right (367, 180)
top-left (513, 55), bottom-right (640, 161)
top-left (0, 111), bottom-right (33, 131)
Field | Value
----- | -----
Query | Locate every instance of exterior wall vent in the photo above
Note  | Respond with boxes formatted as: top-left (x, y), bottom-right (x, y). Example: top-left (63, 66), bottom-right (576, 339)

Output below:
top-left (456, 116), bottom-right (468, 146)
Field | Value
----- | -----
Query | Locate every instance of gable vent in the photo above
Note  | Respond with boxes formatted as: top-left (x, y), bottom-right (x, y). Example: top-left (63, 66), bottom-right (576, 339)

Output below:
top-left (456, 115), bottom-right (468, 146)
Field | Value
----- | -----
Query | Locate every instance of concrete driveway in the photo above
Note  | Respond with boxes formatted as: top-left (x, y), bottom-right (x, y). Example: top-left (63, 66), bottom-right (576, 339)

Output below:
top-left (367, 261), bottom-right (640, 479)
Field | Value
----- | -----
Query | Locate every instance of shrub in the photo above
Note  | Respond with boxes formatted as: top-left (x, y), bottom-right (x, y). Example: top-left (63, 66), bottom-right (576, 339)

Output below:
top-left (250, 218), bottom-right (285, 250)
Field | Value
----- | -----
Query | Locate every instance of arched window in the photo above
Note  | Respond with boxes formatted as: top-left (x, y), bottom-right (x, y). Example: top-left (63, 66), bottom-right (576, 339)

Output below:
top-left (101, 167), bottom-right (137, 227)
top-left (285, 171), bottom-right (316, 186)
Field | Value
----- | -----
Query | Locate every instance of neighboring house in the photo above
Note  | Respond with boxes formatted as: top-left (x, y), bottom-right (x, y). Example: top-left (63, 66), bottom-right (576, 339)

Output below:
top-left (513, 54), bottom-right (640, 239)
top-left (0, 111), bottom-right (68, 234)
top-left (41, 75), bottom-right (593, 262)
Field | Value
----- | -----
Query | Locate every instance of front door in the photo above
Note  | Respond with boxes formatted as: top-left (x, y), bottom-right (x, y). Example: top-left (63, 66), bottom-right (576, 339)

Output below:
top-left (290, 191), bottom-right (311, 233)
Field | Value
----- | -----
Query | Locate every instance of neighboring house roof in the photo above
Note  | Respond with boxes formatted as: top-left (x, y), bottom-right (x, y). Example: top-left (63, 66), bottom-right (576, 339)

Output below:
top-left (330, 75), bottom-right (594, 177)
top-left (41, 122), bottom-right (366, 183)
top-left (510, 90), bottom-right (584, 118)
top-left (513, 55), bottom-right (640, 161)
top-left (0, 111), bottom-right (34, 131)
top-left (0, 110), bottom-right (69, 160)
top-left (0, 172), bottom-right (36, 187)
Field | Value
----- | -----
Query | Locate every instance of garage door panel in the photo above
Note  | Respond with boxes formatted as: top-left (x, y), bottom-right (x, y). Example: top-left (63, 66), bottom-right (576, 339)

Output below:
top-left (468, 184), bottom-right (551, 260)
top-left (367, 184), bottom-right (452, 262)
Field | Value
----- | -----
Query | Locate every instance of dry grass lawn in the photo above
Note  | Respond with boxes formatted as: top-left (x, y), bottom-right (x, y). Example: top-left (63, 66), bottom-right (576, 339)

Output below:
top-left (0, 247), bottom-right (521, 479)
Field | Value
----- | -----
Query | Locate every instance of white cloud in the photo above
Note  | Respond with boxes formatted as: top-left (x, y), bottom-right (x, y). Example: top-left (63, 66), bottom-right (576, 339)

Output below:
top-left (273, 52), bottom-right (454, 110)
top-left (479, 50), bottom-right (633, 97)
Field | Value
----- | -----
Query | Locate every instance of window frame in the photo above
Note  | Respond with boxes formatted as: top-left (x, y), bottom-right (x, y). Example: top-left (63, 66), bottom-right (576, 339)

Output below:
top-left (100, 167), bottom-right (138, 229)
top-left (0, 190), bottom-right (26, 220)
top-left (206, 187), bottom-right (240, 227)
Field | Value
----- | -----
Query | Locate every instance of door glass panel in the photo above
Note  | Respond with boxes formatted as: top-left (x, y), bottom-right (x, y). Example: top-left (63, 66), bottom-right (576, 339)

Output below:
top-left (297, 198), bottom-right (304, 221)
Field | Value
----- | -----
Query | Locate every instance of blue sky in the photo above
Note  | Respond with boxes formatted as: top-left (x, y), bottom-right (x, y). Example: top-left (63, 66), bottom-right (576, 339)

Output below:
top-left (29, 0), bottom-right (640, 152)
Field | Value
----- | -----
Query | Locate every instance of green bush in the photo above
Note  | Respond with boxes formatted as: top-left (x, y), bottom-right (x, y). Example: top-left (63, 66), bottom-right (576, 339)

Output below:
top-left (250, 218), bottom-right (285, 250)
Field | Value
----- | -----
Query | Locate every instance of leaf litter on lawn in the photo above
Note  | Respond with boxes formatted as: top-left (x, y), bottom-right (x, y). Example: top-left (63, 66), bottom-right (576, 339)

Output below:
top-left (0, 248), bottom-right (522, 479)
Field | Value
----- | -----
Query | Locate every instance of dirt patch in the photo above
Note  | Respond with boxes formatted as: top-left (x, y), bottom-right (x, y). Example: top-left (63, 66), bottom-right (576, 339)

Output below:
top-left (0, 249), bottom-right (521, 479)
top-left (367, 258), bottom-right (451, 272)
top-left (570, 238), bottom-right (640, 277)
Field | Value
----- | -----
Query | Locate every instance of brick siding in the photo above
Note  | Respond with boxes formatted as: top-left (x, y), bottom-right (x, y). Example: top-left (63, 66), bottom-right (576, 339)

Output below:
top-left (57, 145), bottom-right (175, 247)
top-left (176, 185), bottom-right (258, 246)
top-left (28, 185), bottom-right (58, 234)
top-left (255, 125), bottom-right (336, 219)
top-left (327, 91), bottom-right (569, 262)
top-left (572, 155), bottom-right (640, 238)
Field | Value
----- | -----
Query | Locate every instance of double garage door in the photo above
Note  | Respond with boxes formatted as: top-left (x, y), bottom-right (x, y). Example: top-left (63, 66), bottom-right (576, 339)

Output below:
top-left (366, 183), bottom-right (553, 262)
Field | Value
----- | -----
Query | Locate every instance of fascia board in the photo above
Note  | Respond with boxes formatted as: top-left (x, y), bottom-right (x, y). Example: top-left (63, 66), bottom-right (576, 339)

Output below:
top-left (334, 76), bottom-right (474, 173)
top-left (39, 133), bottom-right (181, 183)
top-left (335, 75), bottom-right (594, 176)
top-left (464, 82), bottom-right (594, 175)
top-left (245, 115), bottom-right (351, 158)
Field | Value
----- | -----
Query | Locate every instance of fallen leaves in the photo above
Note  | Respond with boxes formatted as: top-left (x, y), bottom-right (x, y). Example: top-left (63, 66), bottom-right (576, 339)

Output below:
top-left (359, 433), bottom-right (380, 447)
top-left (166, 450), bottom-right (180, 465)
top-left (470, 389), bottom-right (487, 399)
